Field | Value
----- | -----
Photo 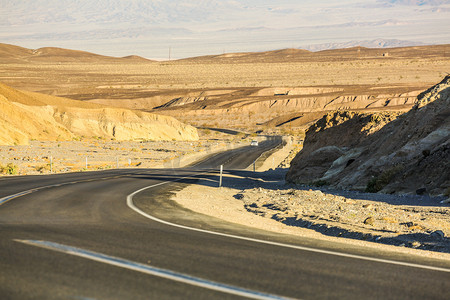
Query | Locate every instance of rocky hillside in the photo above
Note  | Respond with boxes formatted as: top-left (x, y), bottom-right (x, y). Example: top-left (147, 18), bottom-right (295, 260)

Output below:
top-left (286, 76), bottom-right (450, 196)
top-left (151, 85), bottom-right (421, 130)
top-left (0, 83), bottom-right (198, 145)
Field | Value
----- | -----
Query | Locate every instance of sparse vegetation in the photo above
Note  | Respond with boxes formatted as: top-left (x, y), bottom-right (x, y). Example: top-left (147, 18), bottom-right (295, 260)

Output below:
top-left (366, 165), bottom-right (404, 193)
top-left (0, 163), bottom-right (18, 175)
top-left (311, 180), bottom-right (328, 187)
top-left (35, 164), bottom-right (51, 173)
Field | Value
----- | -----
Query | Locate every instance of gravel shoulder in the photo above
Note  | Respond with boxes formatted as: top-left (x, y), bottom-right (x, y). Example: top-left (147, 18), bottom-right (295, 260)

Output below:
top-left (0, 130), bottom-right (247, 175)
top-left (173, 168), bottom-right (450, 260)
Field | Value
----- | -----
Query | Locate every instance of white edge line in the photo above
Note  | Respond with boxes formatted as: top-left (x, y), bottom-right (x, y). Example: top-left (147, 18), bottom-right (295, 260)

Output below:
top-left (127, 176), bottom-right (450, 274)
top-left (3, 170), bottom-right (450, 274)
top-left (0, 173), bottom-right (135, 206)
top-left (15, 239), bottom-right (290, 300)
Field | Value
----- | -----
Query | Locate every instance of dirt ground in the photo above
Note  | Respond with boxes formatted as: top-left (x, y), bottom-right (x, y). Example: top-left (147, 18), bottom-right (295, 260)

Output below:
top-left (1, 44), bottom-right (449, 258)
top-left (1, 44), bottom-right (449, 132)
top-left (173, 169), bottom-right (450, 259)
top-left (0, 129), bottom-right (247, 175)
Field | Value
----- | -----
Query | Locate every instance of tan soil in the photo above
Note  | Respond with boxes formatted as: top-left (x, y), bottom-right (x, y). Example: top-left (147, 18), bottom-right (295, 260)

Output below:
top-left (0, 83), bottom-right (198, 145)
top-left (0, 129), bottom-right (247, 175)
top-left (1, 43), bottom-right (449, 133)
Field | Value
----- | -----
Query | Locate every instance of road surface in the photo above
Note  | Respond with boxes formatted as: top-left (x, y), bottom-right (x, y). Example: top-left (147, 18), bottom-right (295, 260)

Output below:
top-left (1, 141), bottom-right (449, 299)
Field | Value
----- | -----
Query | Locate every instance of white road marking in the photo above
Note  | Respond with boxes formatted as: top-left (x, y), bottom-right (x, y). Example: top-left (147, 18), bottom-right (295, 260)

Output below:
top-left (0, 173), bottom-right (134, 207)
top-left (15, 239), bottom-right (291, 300)
top-left (127, 179), bottom-right (450, 273)
top-left (0, 189), bottom-right (38, 206)
top-left (3, 169), bottom-right (450, 280)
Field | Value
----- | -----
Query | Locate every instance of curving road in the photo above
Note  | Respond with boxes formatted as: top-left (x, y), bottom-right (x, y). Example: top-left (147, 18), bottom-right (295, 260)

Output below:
top-left (0, 142), bottom-right (449, 299)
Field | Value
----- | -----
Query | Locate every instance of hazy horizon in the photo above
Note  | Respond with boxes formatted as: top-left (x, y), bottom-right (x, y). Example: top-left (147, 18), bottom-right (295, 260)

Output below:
top-left (1, 0), bottom-right (449, 60)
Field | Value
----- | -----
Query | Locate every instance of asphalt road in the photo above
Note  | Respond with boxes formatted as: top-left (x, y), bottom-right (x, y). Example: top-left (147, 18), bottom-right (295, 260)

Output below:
top-left (1, 141), bottom-right (449, 300)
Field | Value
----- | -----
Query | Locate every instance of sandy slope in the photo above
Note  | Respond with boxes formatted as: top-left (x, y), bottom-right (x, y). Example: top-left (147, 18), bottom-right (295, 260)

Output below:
top-left (0, 83), bottom-right (198, 145)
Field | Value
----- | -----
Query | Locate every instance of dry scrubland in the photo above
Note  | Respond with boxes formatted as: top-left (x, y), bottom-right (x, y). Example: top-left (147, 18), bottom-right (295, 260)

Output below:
top-left (1, 44), bottom-right (449, 132)
top-left (0, 129), bottom-right (248, 175)
top-left (1, 44), bottom-right (449, 253)
top-left (2, 59), bottom-right (447, 90)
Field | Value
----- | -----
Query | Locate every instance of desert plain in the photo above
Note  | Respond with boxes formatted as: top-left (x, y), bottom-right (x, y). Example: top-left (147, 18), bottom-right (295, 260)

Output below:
top-left (1, 44), bottom-right (449, 132)
top-left (0, 43), bottom-right (449, 254)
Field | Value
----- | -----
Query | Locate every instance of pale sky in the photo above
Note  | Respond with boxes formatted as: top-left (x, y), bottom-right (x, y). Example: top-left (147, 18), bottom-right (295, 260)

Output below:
top-left (1, 0), bottom-right (449, 59)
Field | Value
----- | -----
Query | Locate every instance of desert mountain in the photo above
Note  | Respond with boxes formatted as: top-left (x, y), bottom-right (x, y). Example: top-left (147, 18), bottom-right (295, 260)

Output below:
top-left (0, 83), bottom-right (198, 145)
top-left (302, 39), bottom-right (425, 52)
top-left (0, 43), bottom-right (152, 63)
top-left (286, 76), bottom-right (450, 196)
top-left (177, 44), bottom-right (449, 63)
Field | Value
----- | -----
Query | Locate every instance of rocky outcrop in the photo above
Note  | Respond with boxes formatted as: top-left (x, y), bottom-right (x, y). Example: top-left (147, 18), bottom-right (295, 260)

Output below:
top-left (0, 83), bottom-right (198, 145)
top-left (154, 96), bottom-right (208, 109)
top-left (154, 86), bottom-right (420, 130)
top-left (0, 92), bottom-right (73, 145)
top-left (158, 90), bottom-right (419, 114)
top-left (286, 111), bottom-right (400, 185)
top-left (286, 76), bottom-right (450, 196)
top-left (51, 106), bottom-right (198, 141)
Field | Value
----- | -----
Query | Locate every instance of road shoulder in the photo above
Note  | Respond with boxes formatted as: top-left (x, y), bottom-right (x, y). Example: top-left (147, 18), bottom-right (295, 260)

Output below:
top-left (172, 171), bottom-right (450, 262)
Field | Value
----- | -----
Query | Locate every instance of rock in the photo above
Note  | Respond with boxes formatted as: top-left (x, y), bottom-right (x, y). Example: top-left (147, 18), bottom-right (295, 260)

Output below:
top-left (431, 230), bottom-right (445, 239)
top-left (362, 204), bottom-right (372, 209)
top-left (381, 216), bottom-right (398, 224)
top-left (234, 193), bottom-right (244, 200)
top-left (364, 217), bottom-right (375, 226)
top-left (440, 198), bottom-right (450, 204)
top-left (408, 224), bottom-right (424, 231)
top-left (416, 187), bottom-right (427, 195)
top-left (411, 241), bottom-right (421, 248)
top-left (343, 198), bottom-right (356, 204)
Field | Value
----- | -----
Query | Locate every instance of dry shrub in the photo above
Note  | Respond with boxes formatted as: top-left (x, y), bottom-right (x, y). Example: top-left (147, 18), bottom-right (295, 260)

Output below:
top-left (366, 165), bottom-right (404, 193)
top-left (35, 164), bottom-right (51, 173)
top-left (0, 163), bottom-right (18, 175)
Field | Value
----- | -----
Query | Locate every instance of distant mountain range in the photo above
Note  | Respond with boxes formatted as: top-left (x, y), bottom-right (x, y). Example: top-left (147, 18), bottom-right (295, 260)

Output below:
top-left (301, 39), bottom-right (426, 52)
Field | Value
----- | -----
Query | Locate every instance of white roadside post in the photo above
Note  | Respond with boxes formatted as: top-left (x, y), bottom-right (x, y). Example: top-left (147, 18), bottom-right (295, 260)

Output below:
top-left (85, 157), bottom-right (88, 169)
top-left (50, 156), bottom-right (53, 174)
top-left (116, 157), bottom-right (119, 169)
top-left (219, 165), bottom-right (223, 187)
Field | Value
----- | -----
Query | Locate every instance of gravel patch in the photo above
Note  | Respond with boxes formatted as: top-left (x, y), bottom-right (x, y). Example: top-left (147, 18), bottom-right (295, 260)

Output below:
top-left (173, 168), bottom-right (450, 256)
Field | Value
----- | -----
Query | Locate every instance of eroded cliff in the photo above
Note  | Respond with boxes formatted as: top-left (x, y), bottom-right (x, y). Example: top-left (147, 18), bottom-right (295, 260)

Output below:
top-left (0, 83), bottom-right (198, 145)
top-left (286, 76), bottom-right (450, 196)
